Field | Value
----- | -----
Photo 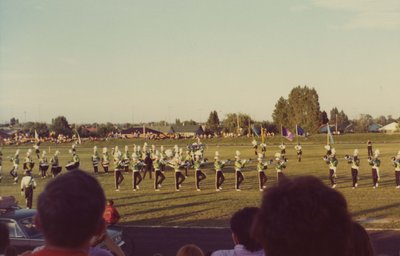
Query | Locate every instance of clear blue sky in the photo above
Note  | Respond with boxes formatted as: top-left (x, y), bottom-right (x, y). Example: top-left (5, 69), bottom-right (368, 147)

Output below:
top-left (1, 0), bottom-right (399, 124)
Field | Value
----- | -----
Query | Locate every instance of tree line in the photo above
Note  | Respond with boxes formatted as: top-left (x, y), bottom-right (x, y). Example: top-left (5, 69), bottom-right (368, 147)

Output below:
top-left (4, 86), bottom-right (399, 137)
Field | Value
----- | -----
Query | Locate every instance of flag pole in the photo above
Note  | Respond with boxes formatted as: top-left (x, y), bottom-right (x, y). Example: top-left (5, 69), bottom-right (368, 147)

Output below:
top-left (326, 123), bottom-right (329, 146)
top-left (296, 124), bottom-right (299, 144)
top-left (280, 124), bottom-right (283, 144)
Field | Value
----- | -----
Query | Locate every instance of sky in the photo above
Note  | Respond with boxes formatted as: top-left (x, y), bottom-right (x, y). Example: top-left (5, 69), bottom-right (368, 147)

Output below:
top-left (0, 0), bottom-right (399, 124)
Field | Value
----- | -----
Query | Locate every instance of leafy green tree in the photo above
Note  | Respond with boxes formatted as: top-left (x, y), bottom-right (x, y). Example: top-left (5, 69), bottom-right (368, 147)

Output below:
top-left (330, 107), bottom-right (350, 131)
top-left (206, 111), bottom-right (220, 134)
top-left (353, 114), bottom-right (373, 132)
top-left (272, 97), bottom-right (289, 127)
top-left (222, 113), bottom-right (253, 135)
top-left (51, 116), bottom-right (72, 136)
top-left (22, 122), bottom-right (49, 137)
top-left (10, 117), bottom-right (19, 126)
top-left (287, 86), bottom-right (321, 132)
top-left (321, 111), bottom-right (329, 125)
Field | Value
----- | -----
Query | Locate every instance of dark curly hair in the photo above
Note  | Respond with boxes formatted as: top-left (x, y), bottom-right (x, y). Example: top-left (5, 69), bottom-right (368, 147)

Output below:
top-left (252, 176), bottom-right (352, 256)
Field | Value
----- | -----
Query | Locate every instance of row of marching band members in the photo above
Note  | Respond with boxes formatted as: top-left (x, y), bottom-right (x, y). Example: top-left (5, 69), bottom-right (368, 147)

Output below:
top-left (323, 145), bottom-right (400, 189)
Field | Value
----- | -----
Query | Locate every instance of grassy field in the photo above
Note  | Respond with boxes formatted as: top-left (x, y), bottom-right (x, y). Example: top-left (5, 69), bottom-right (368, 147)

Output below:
top-left (1, 133), bottom-right (400, 229)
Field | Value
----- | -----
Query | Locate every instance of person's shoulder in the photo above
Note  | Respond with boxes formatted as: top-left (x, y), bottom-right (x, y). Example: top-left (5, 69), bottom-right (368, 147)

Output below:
top-left (89, 247), bottom-right (114, 256)
top-left (210, 249), bottom-right (234, 256)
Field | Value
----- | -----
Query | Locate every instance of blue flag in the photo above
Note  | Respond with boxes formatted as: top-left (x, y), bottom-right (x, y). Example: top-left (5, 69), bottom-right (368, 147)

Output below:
top-left (282, 127), bottom-right (294, 141)
top-left (296, 126), bottom-right (305, 136)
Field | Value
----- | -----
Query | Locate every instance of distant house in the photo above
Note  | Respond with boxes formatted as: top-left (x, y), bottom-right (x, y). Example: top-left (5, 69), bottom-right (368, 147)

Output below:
top-left (121, 126), bottom-right (164, 138)
top-left (171, 125), bottom-right (204, 137)
top-left (318, 125), bottom-right (336, 134)
top-left (149, 126), bottom-right (174, 135)
top-left (367, 123), bottom-right (382, 133)
top-left (379, 122), bottom-right (399, 133)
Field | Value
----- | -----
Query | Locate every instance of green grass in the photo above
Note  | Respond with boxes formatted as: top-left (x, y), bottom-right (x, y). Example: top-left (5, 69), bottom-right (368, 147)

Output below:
top-left (1, 134), bottom-right (400, 229)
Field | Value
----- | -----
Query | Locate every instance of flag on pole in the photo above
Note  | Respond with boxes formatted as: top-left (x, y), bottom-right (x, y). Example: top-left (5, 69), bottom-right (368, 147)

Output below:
top-left (73, 129), bottom-right (82, 144)
top-left (296, 126), bottom-right (305, 137)
top-left (252, 125), bottom-right (260, 137)
top-left (327, 124), bottom-right (334, 144)
top-left (282, 127), bottom-right (295, 141)
top-left (34, 130), bottom-right (39, 142)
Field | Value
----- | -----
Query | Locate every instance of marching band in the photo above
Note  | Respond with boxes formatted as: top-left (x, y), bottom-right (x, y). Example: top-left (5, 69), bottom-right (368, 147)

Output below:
top-left (1, 140), bottom-right (400, 193)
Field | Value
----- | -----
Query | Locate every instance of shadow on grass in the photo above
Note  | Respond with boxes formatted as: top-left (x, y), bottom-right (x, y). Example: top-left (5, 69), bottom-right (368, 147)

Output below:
top-left (352, 202), bottom-right (400, 218)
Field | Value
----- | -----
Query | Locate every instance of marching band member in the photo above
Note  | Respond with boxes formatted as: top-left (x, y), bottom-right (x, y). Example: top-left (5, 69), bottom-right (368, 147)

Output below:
top-left (345, 149), bottom-right (360, 189)
top-left (257, 153), bottom-right (269, 191)
top-left (184, 150), bottom-right (193, 177)
top-left (92, 146), bottom-right (100, 174)
top-left (324, 144), bottom-right (332, 157)
top-left (23, 149), bottom-right (34, 172)
top-left (101, 147), bottom-right (110, 174)
top-left (39, 151), bottom-right (49, 178)
top-left (160, 145), bottom-right (166, 172)
top-left (252, 139), bottom-right (258, 156)
top-left (122, 145), bottom-right (131, 173)
top-left (367, 140), bottom-right (373, 157)
top-left (143, 151), bottom-right (153, 180)
top-left (214, 152), bottom-right (226, 191)
top-left (368, 149), bottom-right (381, 188)
top-left (234, 151), bottom-right (247, 191)
top-left (294, 143), bottom-right (302, 162)
top-left (279, 143), bottom-right (286, 157)
top-left (194, 155), bottom-right (206, 191)
top-left (260, 142), bottom-right (267, 157)
top-left (393, 151), bottom-right (400, 188)
top-left (153, 152), bottom-right (165, 191)
top-left (66, 149), bottom-right (80, 171)
top-left (171, 153), bottom-right (185, 191)
top-left (114, 154), bottom-right (124, 191)
top-left (20, 169), bottom-right (37, 209)
top-left (50, 150), bottom-right (62, 177)
top-left (274, 153), bottom-right (287, 184)
top-left (9, 149), bottom-right (20, 184)
top-left (131, 153), bottom-right (143, 191)
top-left (33, 142), bottom-right (41, 159)
top-left (324, 148), bottom-right (338, 188)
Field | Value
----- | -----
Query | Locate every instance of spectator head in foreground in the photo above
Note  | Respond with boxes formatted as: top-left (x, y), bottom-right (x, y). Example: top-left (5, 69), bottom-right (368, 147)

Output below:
top-left (211, 207), bottom-right (263, 256)
top-left (35, 170), bottom-right (106, 251)
top-left (349, 222), bottom-right (374, 256)
top-left (252, 176), bottom-right (352, 256)
top-left (176, 244), bottom-right (204, 256)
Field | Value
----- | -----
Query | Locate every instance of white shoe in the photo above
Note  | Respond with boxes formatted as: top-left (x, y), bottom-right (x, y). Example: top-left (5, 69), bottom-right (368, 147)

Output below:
top-left (137, 186), bottom-right (139, 189)
top-left (176, 189), bottom-right (180, 191)
top-left (219, 187), bottom-right (223, 190)
top-left (396, 186), bottom-right (400, 189)
top-left (352, 187), bottom-right (355, 189)
top-left (355, 183), bottom-right (358, 187)
top-left (197, 189), bottom-right (201, 191)
top-left (236, 189), bottom-right (241, 191)
top-left (133, 189), bottom-right (136, 192)
top-left (259, 189), bottom-right (264, 192)
top-left (179, 184), bottom-right (182, 188)
top-left (116, 189), bottom-right (120, 192)
top-left (155, 189), bottom-right (160, 191)
top-left (216, 189), bottom-right (220, 191)
top-left (159, 184), bottom-right (162, 188)
top-left (332, 184), bottom-right (336, 188)
top-left (373, 186), bottom-right (376, 189)
top-left (263, 185), bottom-right (267, 189)
top-left (376, 183), bottom-right (379, 187)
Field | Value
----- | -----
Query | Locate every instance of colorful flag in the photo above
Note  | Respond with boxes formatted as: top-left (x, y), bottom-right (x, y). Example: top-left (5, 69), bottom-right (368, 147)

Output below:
top-left (252, 125), bottom-right (260, 137)
top-left (296, 125), bottom-right (305, 136)
top-left (282, 127), bottom-right (294, 141)
top-left (327, 124), bottom-right (334, 144)
top-left (34, 130), bottom-right (39, 142)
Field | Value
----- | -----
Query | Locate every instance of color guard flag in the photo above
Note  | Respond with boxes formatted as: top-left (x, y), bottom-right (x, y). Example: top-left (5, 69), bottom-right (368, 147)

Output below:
top-left (327, 124), bottom-right (334, 144)
top-left (34, 130), bottom-right (39, 142)
top-left (296, 126), bottom-right (305, 136)
top-left (282, 127), bottom-right (294, 141)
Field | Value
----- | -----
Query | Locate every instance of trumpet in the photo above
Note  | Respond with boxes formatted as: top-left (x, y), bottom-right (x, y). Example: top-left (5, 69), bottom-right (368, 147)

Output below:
top-left (344, 155), bottom-right (354, 163)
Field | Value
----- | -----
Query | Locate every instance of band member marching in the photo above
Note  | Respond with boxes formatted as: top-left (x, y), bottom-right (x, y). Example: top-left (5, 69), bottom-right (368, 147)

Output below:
top-left (39, 151), bottom-right (49, 178)
top-left (20, 169), bottom-right (37, 209)
top-left (153, 152), bottom-right (165, 191)
top-left (114, 154), bottom-right (124, 191)
top-left (214, 152), bottom-right (226, 191)
top-left (33, 142), bottom-right (41, 159)
top-left (324, 148), bottom-right (338, 188)
top-left (294, 143), bottom-right (302, 162)
top-left (279, 143), bottom-right (286, 157)
top-left (131, 153), bottom-right (144, 191)
top-left (392, 151), bottom-right (400, 188)
top-left (367, 140), bottom-right (373, 157)
top-left (92, 146), bottom-right (100, 174)
top-left (122, 145), bottom-right (131, 173)
top-left (184, 151), bottom-right (193, 177)
top-left (368, 149), bottom-right (381, 188)
top-left (257, 153), bottom-right (270, 191)
top-left (252, 139), bottom-right (258, 156)
top-left (194, 155), bottom-right (206, 191)
top-left (274, 153), bottom-right (287, 184)
top-left (234, 151), bottom-right (247, 191)
top-left (50, 150), bottom-right (62, 177)
top-left (170, 153), bottom-right (185, 191)
top-left (101, 147), bottom-right (110, 174)
top-left (260, 142), bottom-right (267, 157)
top-left (23, 149), bottom-right (34, 172)
top-left (9, 149), bottom-right (20, 184)
top-left (345, 149), bottom-right (360, 189)
top-left (66, 149), bottom-right (80, 171)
